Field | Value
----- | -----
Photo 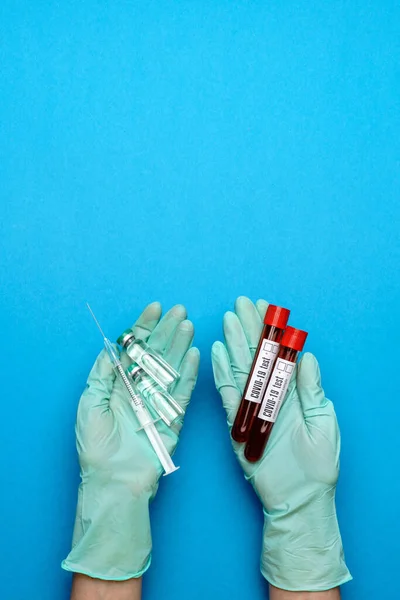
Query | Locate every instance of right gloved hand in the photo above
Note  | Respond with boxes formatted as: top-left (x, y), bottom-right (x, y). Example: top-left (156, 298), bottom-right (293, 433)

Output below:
top-left (62, 302), bottom-right (199, 581)
top-left (211, 296), bottom-right (352, 592)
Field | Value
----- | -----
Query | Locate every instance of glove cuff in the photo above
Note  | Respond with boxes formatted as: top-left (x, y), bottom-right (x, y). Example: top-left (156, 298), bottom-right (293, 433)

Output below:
top-left (260, 487), bottom-right (352, 592)
top-left (62, 479), bottom-right (152, 580)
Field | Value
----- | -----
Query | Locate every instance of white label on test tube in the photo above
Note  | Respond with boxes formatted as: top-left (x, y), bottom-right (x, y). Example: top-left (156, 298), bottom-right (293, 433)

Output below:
top-left (244, 340), bottom-right (279, 403)
top-left (258, 358), bottom-right (294, 422)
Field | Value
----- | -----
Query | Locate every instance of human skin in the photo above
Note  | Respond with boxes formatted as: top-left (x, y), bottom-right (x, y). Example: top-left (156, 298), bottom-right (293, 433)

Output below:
top-left (70, 574), bottom-right (142, 600)
top-left (269, 586), bottom-right (340, 600)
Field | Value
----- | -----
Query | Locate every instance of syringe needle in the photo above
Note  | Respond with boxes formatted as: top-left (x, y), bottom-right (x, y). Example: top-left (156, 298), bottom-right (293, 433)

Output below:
top-left (86, 302), bottom-right (107, 339)
top-left (85, 301), bottom-right (179, 475)
top-left (86, 302), bottom-right (119, 364)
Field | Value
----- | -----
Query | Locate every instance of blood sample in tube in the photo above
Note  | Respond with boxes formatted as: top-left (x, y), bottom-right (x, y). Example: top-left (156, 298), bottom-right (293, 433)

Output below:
top-left (244, 326), bottom-right (308, 462)
top-left (231, 305), bottom-right (290, 443)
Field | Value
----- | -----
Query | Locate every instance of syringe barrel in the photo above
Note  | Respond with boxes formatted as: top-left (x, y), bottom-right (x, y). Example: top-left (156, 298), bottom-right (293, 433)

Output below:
top-left (126, 365), bottom-right (184, 427)
top-left (115, 363), bottom-right (177, 474)
top-left (143, 422), bottom-right (179, 476)
top-left (116, 365), bottom-right (154, 426)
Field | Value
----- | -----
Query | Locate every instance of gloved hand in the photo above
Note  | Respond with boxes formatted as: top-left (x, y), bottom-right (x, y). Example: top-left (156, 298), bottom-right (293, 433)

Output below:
top-left (62, 302), bottom-right (199, 580)
top-left (211, 296), bottom-right (352, 592)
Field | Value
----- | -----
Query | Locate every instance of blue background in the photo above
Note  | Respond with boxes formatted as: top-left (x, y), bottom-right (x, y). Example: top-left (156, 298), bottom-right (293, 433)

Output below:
top-left (1, 2), bottom-right (399, 599)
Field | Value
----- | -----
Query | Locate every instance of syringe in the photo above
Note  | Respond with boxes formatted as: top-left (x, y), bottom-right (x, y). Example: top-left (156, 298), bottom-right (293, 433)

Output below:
top-left (86, 303), bottom-right (179, 476)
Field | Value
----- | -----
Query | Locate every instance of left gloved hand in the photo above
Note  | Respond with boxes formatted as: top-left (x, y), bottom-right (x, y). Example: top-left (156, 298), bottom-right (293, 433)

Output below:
top-left (211, 296), bottom-right (351, 592)
top-left (62, 302), bottom-right (199, 580)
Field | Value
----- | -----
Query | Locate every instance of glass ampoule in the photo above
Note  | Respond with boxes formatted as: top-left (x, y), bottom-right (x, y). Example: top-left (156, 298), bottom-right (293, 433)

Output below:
top-left (117, 329), bottom-right (179, 391)
top-left (231, 305), bottom-right (290, 443)
top-left (126, 364), bottom-right (184, 427)
top-left (244, 326), bottom-right (308, 462)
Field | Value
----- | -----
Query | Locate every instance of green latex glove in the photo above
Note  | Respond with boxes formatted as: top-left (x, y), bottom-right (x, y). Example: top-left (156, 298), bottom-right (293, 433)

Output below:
top-left (211, 296), bottom-right (352, 592)
top-left (62, 302), bottom-right (200, 580)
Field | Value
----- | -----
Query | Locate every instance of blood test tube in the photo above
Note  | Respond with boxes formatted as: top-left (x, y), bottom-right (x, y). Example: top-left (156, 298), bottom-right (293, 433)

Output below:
top-left (244, 326), bottom-right (308, 462)
top-left (231, 305), bottom-right (290, 443)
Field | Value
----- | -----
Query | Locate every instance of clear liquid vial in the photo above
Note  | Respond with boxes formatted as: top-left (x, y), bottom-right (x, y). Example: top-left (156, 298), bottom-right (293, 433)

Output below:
top-left (127, 365), bottom-right (184, 427)
top-left (117, 328), bottom-right (179, 391)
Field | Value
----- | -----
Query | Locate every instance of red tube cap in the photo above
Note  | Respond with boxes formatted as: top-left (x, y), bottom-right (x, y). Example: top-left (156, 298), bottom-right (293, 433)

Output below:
top-left (281, 326), bottom-right (308, 352)
top-left (264, 304), bottom-right (290, 329)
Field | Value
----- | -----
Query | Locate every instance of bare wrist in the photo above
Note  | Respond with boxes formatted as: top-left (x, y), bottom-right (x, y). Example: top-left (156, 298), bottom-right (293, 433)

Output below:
top-left (269, 584), bottom-right (340, 600)
top-left (71, 573), bottom-right (142, 600)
